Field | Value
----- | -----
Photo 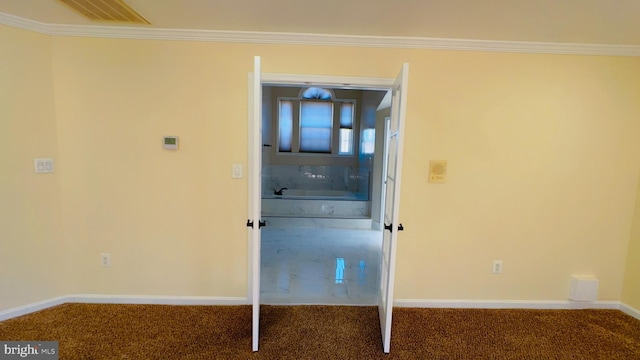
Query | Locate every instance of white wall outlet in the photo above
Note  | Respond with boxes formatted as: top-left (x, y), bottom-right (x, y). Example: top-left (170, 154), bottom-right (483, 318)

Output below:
top-left (492, 260), bottom-right (503, 274)
top-left (100, 253), bottom-right (111, 267)
top-left (232, 164), bottom-right (243, 179)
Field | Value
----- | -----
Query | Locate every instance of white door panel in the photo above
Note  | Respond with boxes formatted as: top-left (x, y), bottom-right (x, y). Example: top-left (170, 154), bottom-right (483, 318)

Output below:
top-left (378, 63), bottom-right (408, 354)
top-left (249, 56), bottom-right (262, 352)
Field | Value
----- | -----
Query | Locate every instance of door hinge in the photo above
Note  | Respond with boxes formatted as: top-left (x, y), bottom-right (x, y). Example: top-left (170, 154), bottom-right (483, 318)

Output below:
top-left (247, 220), bottom-right (266, 229)
top-left (384, 223), bottom-right (405, 232)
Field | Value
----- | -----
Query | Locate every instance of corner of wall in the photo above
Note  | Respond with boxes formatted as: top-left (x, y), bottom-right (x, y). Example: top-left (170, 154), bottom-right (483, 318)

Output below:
top-left (621, 173), bottom-right (640, 310)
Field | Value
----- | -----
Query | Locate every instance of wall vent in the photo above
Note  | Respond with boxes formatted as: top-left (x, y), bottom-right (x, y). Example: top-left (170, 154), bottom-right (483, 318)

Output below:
top-left (569, 275), bottom-right (599, 302)
top-left (58, 0), bottom-right (150, 24)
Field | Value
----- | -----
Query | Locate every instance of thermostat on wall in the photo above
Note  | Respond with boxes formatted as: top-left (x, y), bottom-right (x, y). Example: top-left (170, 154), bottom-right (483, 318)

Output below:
top-left (163, 136), bottom-right (179, 150)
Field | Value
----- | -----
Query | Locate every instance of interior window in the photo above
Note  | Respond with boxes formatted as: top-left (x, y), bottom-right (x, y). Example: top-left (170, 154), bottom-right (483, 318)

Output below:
top-left (277, 87), bottom-right (355, 156)
top-left (361, 128), bottom-right (375, 154)
top-left (279, 100), bottom-right (293, 152)
top-left (300, 101), bottom-right (332, 153)
top-left (339, 102), bottom-right (354, 155)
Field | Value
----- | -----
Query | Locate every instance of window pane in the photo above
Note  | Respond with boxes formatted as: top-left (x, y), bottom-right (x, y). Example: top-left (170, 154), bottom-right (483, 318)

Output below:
top-left (279, 100), bottom-right (293, 152)
top-left (362, 128), bottom-right (375, 154)
top-left (301, 102), bottom-right (332, 128)
top-left (302, 87), bottom-right (332, 100)
top-left (339, 129), bottom-right (353, 155)
top-left (300, 101), bottom-right (332, 153)
top-left (340, 103), bottom-right (353, 128)
top-left (300, 128), bottom-right (331, 152)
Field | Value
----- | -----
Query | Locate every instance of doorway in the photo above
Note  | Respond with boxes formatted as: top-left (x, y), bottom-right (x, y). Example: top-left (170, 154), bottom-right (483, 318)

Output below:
top-left (259, 85), bottom-right (388, 304)
top-left (259, 84), bottom-right (388, 304)
top-left (248, 58), bottom-right (409, 353)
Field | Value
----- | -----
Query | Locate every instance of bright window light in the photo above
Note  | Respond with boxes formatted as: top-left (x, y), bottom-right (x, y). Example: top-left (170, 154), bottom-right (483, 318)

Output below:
top-left (279, 100), bottom-right (293, 152)
top-left (362, 128), bottom-right (375, 154)
top-left (300, 101), bottom-right (332, 153)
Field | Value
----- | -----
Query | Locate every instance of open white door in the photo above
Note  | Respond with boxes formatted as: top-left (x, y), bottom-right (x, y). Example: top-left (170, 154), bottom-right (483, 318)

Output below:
top-left (248, 56), bottom-right (262, 352)
top-left (379, 63), bottom-right (409, 353)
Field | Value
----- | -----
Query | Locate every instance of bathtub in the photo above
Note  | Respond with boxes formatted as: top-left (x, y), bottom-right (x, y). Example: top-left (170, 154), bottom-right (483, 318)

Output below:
top-left (261, 189), bottom-right (370, 218)
top-left (263, 189), bottom-right (365, 200)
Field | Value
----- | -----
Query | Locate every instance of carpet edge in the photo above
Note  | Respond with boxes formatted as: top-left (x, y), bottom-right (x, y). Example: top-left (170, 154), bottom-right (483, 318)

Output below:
top-left (3, 296), bottom-right (631, 322)
top-left (0, 294), bottom-right (249, 321)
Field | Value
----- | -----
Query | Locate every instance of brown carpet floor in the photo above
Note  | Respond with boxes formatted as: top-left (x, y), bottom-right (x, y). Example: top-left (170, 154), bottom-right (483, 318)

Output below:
top-left (1, 304), bottom-right (639, 359)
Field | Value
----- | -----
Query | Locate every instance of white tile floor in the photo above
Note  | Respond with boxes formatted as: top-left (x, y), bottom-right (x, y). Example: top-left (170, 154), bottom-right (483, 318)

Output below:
top-left (260, 225), bottom-right (383, 305)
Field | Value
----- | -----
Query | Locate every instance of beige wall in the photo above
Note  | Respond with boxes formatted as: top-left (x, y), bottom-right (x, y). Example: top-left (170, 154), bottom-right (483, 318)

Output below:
top-left (623, 177), bottom-right (640, 309)
top-left (2, 27), bottom-right (640, 309)
top-left (0, 25), bottom-right (64, 311)
top-left (397, 52), bottom-right (640, 301)
top-left (52, 38), bottom-right (251, 296)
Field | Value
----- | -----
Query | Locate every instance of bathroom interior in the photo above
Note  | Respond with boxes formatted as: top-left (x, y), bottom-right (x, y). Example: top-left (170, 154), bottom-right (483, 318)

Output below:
top-left (260, 84), bottom-right (391, 304)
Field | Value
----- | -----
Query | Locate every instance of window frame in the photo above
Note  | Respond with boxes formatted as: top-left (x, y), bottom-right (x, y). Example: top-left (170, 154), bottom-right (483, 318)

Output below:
top-left (275, 95), bottom-right (357, 158)
top-left (299, 99), bottom-right (334, 153)
top-left (338, 102), bottom-right (355, 155)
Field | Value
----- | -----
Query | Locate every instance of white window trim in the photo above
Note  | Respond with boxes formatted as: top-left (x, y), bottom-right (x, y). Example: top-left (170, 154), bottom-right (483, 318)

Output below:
top-left (276, 96), bottom-right (357, 157)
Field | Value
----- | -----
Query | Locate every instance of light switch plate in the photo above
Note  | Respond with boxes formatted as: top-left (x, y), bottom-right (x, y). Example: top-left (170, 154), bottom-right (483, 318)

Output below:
top-left (34, 158), bottom-right (54, 174)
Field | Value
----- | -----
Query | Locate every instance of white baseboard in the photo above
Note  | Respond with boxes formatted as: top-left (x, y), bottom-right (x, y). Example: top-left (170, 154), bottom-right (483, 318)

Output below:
top-left (65, 294), bottom-right (249, 306)
top-left (0, 294), bottom-right (248, 321)
top-left (394, 299), bottom-right (621, 310)
top-left (0, 296), bottom-right (67, 322)
top-left (620, 303), bottom-right (640, 320)
top-left (371, 220), bottom-right (382, 231)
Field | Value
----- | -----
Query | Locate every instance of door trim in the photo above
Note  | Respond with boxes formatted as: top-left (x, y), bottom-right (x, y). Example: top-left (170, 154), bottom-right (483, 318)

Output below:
top-left (261, 73), bottom-right (394, 89)
top-left (247, 64), bottom-right (403, 352)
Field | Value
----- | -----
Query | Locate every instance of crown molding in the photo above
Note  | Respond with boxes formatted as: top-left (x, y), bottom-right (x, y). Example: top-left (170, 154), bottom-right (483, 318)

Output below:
top-left (2, 11), bottom-right (640, 57)
top-left (0, 11), bottom-right (49, 33)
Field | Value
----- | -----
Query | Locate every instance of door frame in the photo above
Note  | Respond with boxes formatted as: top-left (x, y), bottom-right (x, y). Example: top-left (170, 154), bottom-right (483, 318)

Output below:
top-left (248, 56), bottom-right (262, 352)
top-left (247, 61), bottom-right (403, 351)
top-left (247, 70), bottom-right (396, 296)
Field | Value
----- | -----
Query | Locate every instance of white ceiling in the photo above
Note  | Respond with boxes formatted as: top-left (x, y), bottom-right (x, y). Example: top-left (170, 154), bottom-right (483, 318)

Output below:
top-left (0, 0), bottom-right (639, 45)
